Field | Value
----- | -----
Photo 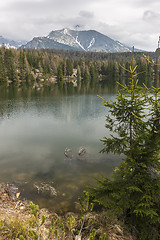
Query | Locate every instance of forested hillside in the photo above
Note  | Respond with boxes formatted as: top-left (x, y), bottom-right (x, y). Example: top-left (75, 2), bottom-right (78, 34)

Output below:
top-left (0, 46), bottom-right (158, 88)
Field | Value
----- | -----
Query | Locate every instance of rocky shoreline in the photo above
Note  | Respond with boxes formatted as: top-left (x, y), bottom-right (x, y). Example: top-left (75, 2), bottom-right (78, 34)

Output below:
top-left (0, 183), bottom-right (135, 240)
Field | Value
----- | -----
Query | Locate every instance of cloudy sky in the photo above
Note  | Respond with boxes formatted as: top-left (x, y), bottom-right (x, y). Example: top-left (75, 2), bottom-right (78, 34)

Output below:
top-left (0, 0), bottom-right (160, 51)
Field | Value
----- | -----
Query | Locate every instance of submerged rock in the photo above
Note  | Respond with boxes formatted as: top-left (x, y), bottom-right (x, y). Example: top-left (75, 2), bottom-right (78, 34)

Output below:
top-left (33, 183), bottom-right (57, 197)
top-left (78, 146), bottom-right (87, 156)
top-left (64, 146), bottom-right (87, 162)
top-left (64, 148), bottom-right (73, 160)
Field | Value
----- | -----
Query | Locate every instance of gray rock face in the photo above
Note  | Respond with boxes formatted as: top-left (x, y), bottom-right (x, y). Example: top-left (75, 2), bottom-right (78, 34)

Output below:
top-left (23, 28), bottom-right (135, 53)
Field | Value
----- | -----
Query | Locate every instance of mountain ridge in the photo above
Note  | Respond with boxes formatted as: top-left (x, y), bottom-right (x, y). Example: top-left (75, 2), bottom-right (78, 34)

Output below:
top-left (0, 28), bottom-right (143, 53)
top-left (0, 36), bottom-right (26, 49)
top-left (23, 28), bottom-right (139, 53)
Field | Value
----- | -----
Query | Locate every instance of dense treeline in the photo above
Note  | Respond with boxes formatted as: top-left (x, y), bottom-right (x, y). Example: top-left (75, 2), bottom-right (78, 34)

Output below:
top-left (36, 48), bottom-right (155, 61)
top-left (0, 45), bottom-right (159, 88)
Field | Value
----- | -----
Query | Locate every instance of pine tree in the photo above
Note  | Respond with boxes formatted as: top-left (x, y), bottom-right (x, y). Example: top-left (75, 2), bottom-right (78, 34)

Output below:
top-left (57, 63), bottom-right (64, 88)
top-left (89, 64), bottom-right (98, 88)
top-left (4, 49), bottom-right (18, 83)
top-left (91, 49), bottom-right (160, 239)
top-left (66, 59), bottom-right (73, 76)
top-left (19, 50), bottom-right (26, 81)
top-left (77, 65), bottom-right (81, 82)
top-left (83, 66), bottom-right (91, 86)
top-left (0, 51), bottom-right (7, 82)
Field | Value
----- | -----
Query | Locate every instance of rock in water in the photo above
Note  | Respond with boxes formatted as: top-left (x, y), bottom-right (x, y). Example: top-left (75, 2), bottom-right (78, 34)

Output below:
top-left (64, 148), bottom-right (73, 160)
top-left (33, 183), bottom-right (57, 197)
top-left (78, 147), bottom-right (86, 156)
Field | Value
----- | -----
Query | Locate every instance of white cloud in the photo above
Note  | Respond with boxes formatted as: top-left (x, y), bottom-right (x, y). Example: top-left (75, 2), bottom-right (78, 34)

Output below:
top-left (0, 0), bottom-right (159, 51)
top-left (79, 11), bottom-right (94, 19)
top-left (143, 10), bottom-right (160, 22)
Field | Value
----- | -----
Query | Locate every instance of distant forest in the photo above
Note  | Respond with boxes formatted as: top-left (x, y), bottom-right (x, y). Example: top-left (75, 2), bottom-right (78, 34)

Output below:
top-left (0, 45), bottom-right (159, 88)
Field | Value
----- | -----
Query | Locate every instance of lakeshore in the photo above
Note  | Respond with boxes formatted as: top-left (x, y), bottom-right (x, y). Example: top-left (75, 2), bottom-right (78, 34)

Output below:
top-left (0, 183), bottom-right (135, 240)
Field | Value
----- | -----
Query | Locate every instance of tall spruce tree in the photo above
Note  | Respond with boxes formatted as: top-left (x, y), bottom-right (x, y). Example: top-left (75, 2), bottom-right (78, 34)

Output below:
top-left (4, 49), bottom-right (18, 83)
top-left (66, 59), bottom-right (73, 76)
top-left (0, 53), bottom-right (7, 82)
top-left (91, 49), bottom-right (160, 239)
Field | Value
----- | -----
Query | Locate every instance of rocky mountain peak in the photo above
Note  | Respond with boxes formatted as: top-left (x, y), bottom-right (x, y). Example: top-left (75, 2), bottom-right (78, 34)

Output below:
top-left (22, 28), bottom-right (142, 52)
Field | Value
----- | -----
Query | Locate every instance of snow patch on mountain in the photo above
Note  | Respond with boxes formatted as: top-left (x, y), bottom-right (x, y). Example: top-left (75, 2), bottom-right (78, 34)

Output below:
top-left (87, 38), bottom-right (95, 50)
top-left (48, 29), bottom-right (80, 49)
top-left (63, 28), bottom-right (68, 35)
top-left (116, 41), bottom-right (131, 51)
top-left (0, 43), bottom-right (16, 49)
top-left (75, 36), bottom-right (86, 51)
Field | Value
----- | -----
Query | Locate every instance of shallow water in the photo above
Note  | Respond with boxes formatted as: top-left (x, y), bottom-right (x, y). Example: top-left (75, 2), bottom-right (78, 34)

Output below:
top-left (0, 84), bottom-right (121, 213)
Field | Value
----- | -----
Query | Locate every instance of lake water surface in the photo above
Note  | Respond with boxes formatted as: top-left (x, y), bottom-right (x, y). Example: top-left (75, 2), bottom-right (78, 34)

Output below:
top-left (0, 84), bottom-right (121, 213)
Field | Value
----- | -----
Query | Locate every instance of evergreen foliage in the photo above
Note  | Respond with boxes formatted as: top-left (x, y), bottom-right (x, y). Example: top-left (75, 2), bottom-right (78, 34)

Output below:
top-left (66, 58), bottom-right (73, 76)
top-left (91, 49), bottom-right (160, 239)
top-left (0, 46), bottom-right (157, 89)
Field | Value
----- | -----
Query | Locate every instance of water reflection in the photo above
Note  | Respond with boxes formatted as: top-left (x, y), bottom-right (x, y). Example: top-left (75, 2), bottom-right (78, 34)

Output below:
top-left (0, 83), bottom-right (121, 213)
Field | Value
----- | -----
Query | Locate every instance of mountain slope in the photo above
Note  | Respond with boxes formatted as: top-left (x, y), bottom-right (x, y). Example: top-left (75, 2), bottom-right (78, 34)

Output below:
top-left (23, 28), bottom-right (134, 53)
top-left (23, 36), bottom-right (81, 51)
top-left (0, 36), bottom-right (26, 49)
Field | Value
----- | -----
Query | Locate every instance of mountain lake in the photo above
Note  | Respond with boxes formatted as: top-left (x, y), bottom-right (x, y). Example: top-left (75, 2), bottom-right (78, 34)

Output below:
top-left (0, 83), bottom-right (122, 213)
